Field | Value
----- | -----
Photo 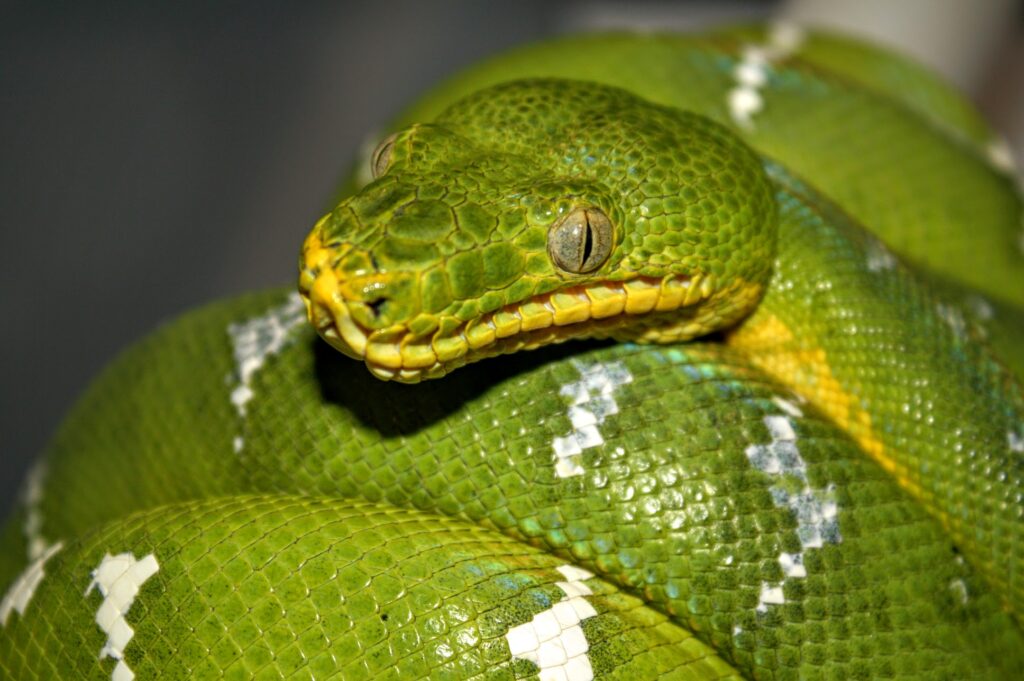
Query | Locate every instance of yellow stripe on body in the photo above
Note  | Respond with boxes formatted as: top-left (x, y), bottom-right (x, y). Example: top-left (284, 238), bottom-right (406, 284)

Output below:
top-left (727, 313), bottom-right (923, 499)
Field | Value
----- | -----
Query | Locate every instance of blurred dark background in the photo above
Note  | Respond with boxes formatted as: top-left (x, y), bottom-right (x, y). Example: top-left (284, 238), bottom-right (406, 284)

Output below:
top-left (1, 0), bottom-right (1022, 513)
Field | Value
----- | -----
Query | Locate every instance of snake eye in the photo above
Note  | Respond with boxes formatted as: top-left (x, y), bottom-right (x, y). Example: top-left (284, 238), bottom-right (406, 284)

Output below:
top-left (371, 133), bottom-right (398, 179)
top-left (547, 207), bottom-right (613, 274)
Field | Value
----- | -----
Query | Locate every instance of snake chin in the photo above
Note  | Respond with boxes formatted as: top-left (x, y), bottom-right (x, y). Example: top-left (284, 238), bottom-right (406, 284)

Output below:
top-left (300, 273), bottom-right (739, 383)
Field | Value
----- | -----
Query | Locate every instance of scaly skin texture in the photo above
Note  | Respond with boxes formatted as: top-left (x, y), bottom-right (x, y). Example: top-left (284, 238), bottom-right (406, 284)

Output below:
top-left (2, 25), bottom-right (1023, 681)
top-left (302, 81), bottom-right (777, 381)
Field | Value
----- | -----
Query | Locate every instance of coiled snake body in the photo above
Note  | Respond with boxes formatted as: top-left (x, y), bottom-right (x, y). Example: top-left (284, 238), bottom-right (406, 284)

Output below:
top-left (2, 24), bottom-right (1023, 680)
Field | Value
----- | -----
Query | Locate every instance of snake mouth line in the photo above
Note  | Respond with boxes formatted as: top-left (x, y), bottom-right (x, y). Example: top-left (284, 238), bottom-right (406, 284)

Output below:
top-left (301, 272), bottom-right (714, 383)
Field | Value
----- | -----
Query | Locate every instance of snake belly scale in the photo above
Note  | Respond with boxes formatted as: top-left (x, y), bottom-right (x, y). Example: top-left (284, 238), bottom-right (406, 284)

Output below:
top-left (1, 23), bottom-right (1023, 681)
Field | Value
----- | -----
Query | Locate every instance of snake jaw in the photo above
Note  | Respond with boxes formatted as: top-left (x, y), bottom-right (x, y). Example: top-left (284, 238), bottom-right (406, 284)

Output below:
top-left (301, 258), bottom-right (739, 383)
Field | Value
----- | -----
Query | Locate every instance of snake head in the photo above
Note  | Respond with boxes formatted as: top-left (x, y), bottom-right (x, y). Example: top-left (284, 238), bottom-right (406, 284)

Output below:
top-left (299, 79), bottom-right (777, 382)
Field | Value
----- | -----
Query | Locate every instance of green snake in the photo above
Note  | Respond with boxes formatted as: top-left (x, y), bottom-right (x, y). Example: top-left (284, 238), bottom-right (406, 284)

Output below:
top-left (2, 23), bottom-right (1024, 680)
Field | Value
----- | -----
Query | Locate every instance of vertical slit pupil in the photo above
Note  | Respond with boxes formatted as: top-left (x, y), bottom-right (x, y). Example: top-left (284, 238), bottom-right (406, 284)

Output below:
top-left (582, 214), bottom-right (594, 267)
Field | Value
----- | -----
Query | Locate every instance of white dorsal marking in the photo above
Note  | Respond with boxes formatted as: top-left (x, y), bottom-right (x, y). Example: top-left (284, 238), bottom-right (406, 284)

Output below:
top-left (0, 542), bottom-right (64, 626)
top-left (551, 362), bottom-right (633, 478)
top-left (86, 552), bottom-right (160, 681)
top-left (745, 409), bottom-right (841, 612)
top-left (505, 565), bottom-right (598, 680)
top-left (727, 22), bottom-right (806, 129)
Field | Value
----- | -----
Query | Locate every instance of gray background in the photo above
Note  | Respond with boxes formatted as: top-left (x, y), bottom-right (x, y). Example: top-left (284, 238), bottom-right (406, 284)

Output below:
top-left (1, 0), bottom-right (1021, 514)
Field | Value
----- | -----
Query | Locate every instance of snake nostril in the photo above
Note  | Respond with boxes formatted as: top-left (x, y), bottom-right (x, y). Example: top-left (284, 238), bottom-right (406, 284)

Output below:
top-left (366, 297), bottom-right (387, 316)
